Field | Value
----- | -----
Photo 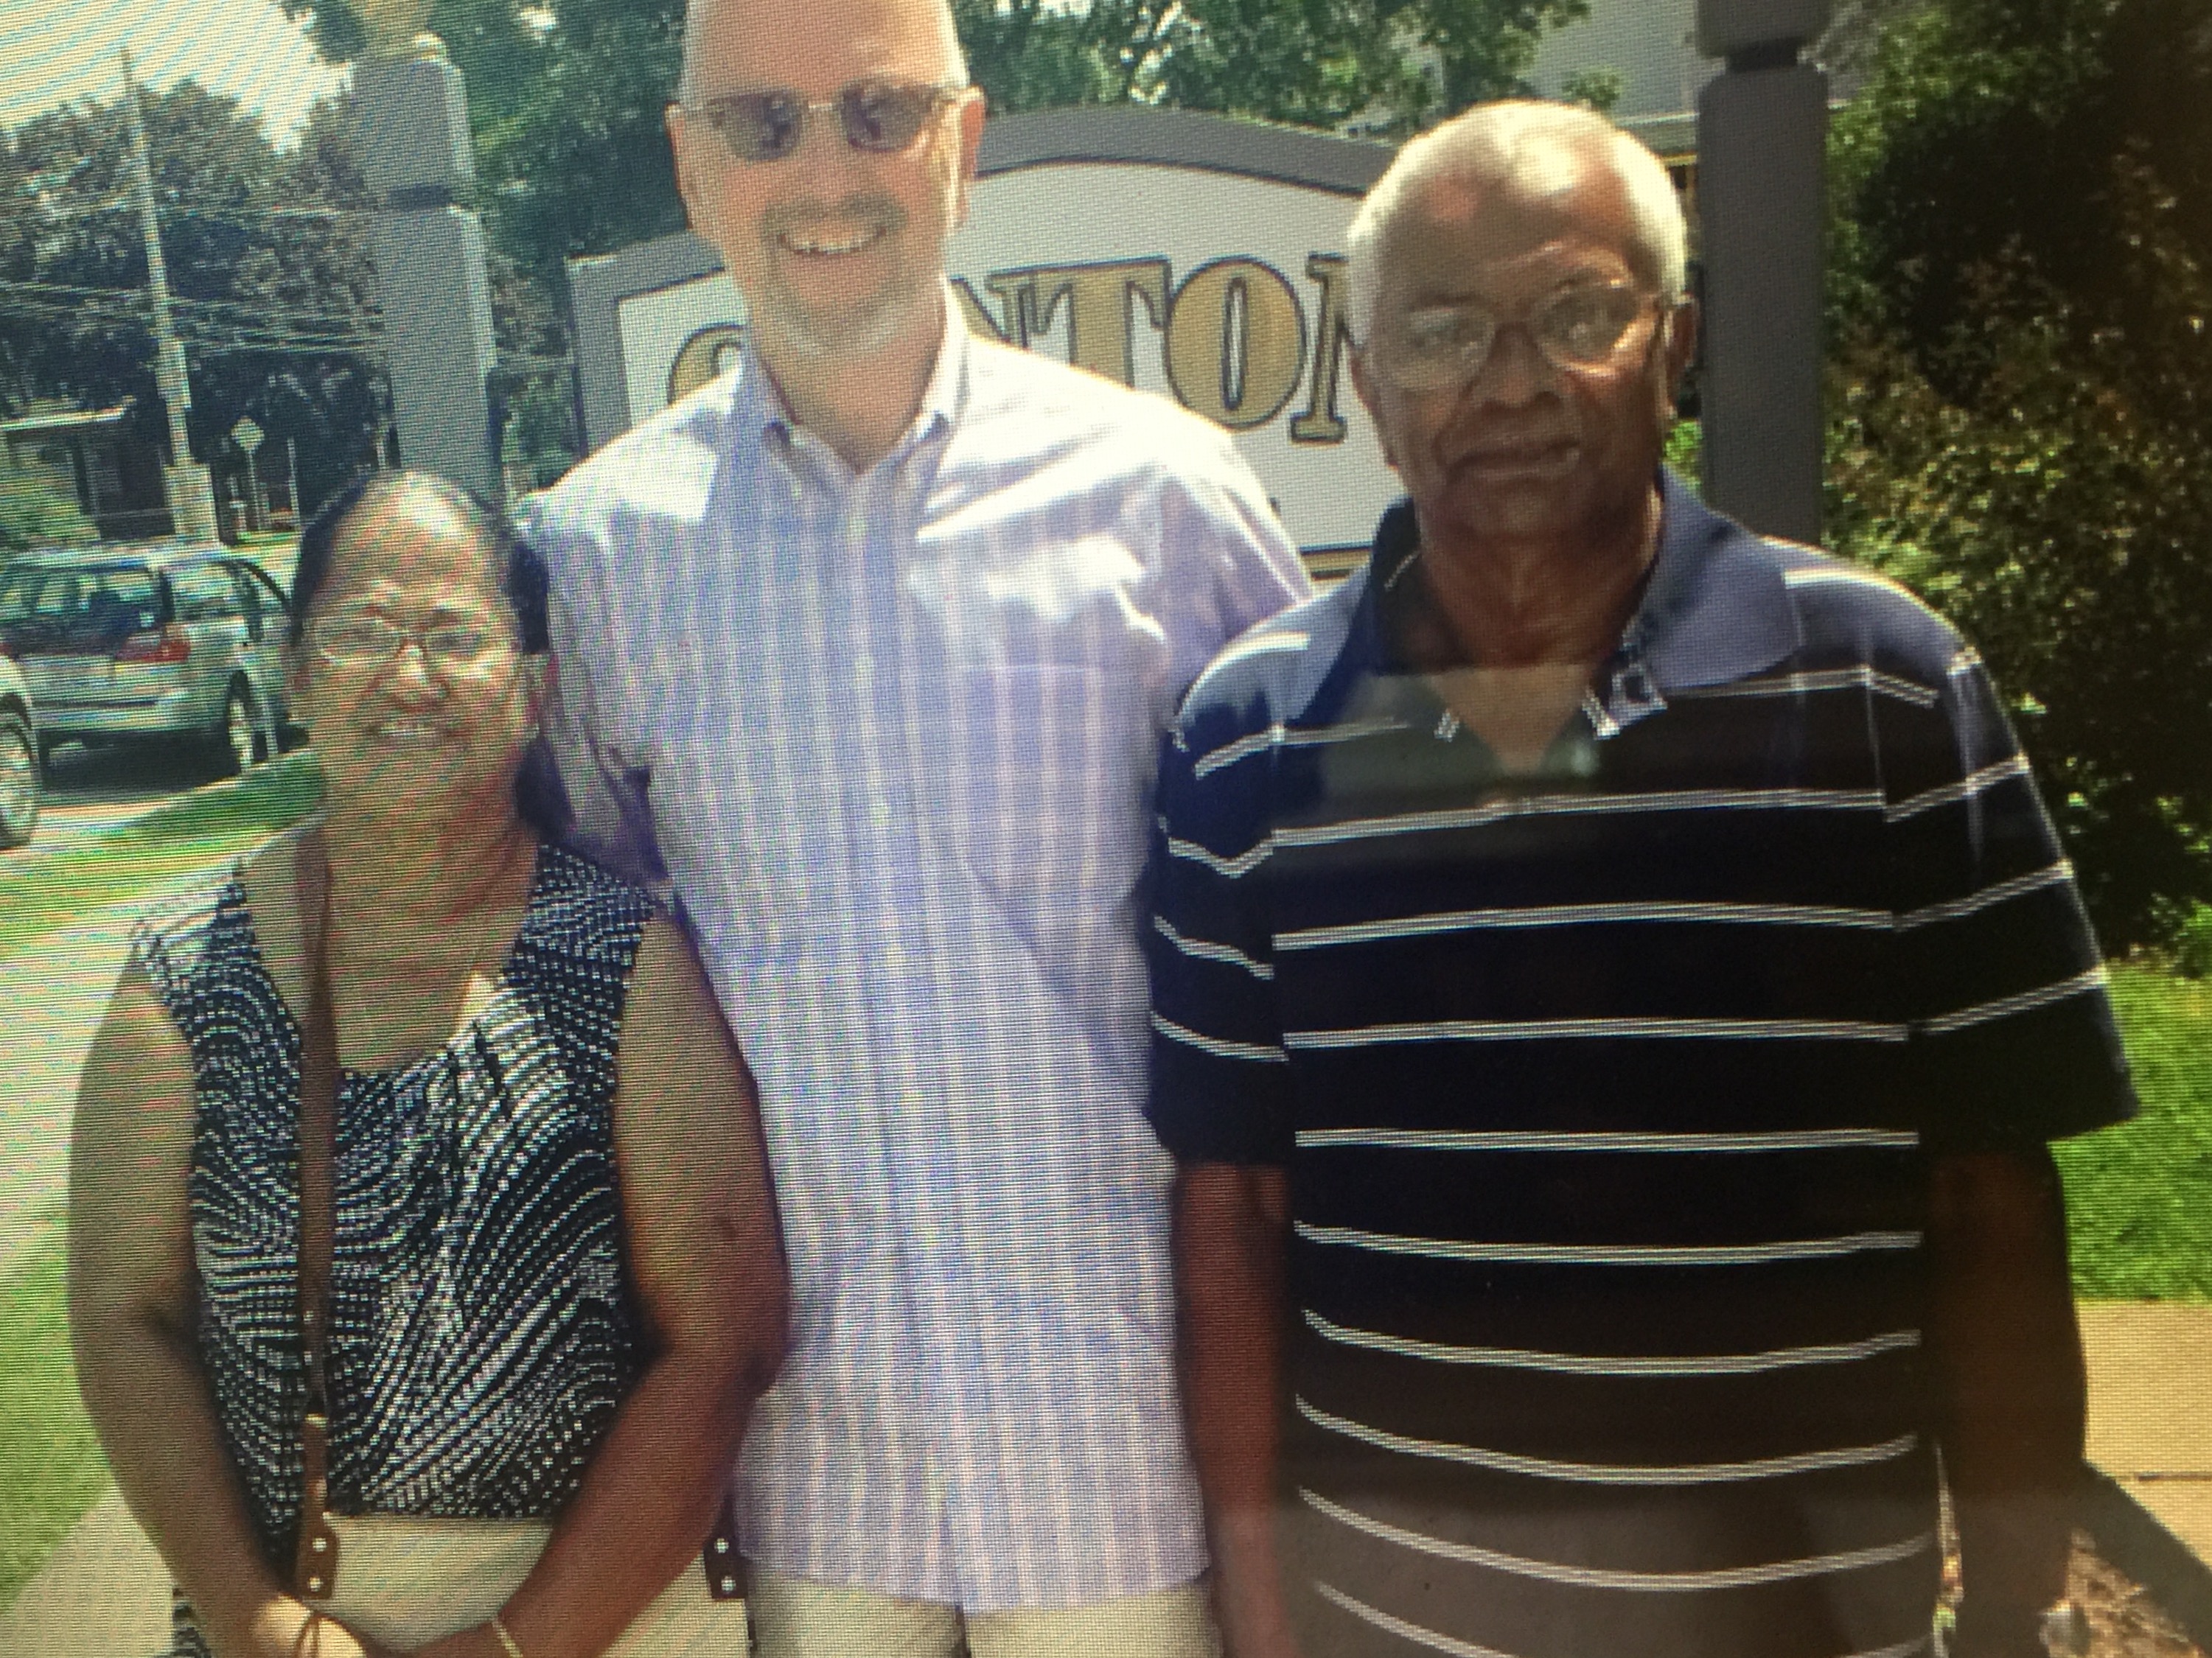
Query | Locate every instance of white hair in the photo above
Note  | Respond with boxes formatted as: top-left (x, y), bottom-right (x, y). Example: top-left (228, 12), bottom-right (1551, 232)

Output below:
top-left (1344, 100), bottom-right (1689, 342)
top-left (677, 0), bottom-right (970, 103)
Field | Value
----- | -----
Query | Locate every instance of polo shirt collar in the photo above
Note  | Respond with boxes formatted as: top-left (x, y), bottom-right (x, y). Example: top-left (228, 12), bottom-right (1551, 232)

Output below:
top-left (1358, 467), bottom-right (1800, 738)
top-left (1630, 467), bottom-right (1798, 696)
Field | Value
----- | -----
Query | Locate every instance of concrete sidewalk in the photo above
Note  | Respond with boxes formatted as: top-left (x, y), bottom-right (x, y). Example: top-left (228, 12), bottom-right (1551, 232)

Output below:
top-left (0, 1491), bottom-right (168, 1658)
top-left (2080, 1302), bottom-right (2212, 1611)
top-left (6, 1303), bottom-right (2206, 1657)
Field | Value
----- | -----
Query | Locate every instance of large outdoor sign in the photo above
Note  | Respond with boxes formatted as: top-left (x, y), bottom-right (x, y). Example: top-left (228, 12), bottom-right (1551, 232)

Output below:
top-left (568, 108), bottom-right (1396, 562)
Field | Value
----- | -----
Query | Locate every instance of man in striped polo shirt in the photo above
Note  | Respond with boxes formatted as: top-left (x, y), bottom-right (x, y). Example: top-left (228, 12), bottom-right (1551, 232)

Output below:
top-left (1148, 101), bottom-right (2135, 1658)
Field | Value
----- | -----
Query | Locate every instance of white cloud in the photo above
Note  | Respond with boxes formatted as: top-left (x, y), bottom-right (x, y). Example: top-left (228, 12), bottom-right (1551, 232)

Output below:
top-left (0, 0), bottom-right (349, 145)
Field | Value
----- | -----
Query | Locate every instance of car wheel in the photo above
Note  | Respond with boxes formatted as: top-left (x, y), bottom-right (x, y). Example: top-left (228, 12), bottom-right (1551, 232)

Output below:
top-left (0, 707), bottom-right (40, 849)
top-left (214, 680), bottom-right (263, 778)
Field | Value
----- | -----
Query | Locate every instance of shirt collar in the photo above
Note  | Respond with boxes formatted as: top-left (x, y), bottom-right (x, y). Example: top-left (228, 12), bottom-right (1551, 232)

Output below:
top-left (726, 283), bottom-right (969, 469)
top-left (1362, 466), bottom-right (1801, 738)
top-left (1628, 467), bottom-right (1798, 696)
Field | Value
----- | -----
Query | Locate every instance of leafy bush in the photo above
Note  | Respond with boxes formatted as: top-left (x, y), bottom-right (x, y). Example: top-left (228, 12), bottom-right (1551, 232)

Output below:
top-left (2177, 903), bottom-right (2212, 981)
top-left (0, 469), bottom-right (96, 556)
top-left (1825, 0), bottom-right (2212, 951)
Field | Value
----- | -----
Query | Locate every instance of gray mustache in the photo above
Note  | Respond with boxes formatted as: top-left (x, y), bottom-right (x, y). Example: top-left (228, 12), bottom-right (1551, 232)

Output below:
top-left (764, 195), bottom-right (908, 241)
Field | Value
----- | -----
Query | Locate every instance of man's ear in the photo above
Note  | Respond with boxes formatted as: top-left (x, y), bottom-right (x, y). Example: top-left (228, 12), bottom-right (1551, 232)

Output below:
top-left (949, 87), bottom-right (986, 230)
top-left (1347, 347), bottom-right (1400, 472)
top-left (666, 105), bottom-right (705, 231)
top-left (1664, 295), bottom-right (1700, 406)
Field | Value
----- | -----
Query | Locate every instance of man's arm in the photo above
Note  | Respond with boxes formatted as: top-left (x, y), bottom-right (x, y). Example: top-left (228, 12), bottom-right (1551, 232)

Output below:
top-left (1870, 623), bottom-right (2133, 1654)
top-left (1176, 1162), bottom-right (1302, 1658)
top-left (527, 509), bottom-right (668, 892)
top-left (1152, 423), bottom-right (1312, 696)
top-left (1925, 1145), bottom-right (2085, 1658)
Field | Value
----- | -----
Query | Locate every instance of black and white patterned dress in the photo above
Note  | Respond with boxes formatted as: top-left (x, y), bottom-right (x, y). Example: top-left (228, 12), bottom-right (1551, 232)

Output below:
top-left (130, 842), bottom-right (656, 1656)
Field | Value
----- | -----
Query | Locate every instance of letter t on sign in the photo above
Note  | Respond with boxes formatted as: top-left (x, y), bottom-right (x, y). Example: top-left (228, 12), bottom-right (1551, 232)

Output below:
top-left (1005, 260), bottom-right (1173, 388)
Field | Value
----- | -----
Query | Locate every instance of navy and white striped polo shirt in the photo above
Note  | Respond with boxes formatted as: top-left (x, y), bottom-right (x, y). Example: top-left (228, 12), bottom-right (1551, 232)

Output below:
top-left (1145, 471), bottom-right (2135, 1658)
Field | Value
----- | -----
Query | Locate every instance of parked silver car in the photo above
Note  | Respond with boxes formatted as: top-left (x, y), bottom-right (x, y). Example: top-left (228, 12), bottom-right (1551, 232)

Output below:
top-left (0, 544), bottom-right (291, 777)
top-left (0, 646), bottom-right (39, 847)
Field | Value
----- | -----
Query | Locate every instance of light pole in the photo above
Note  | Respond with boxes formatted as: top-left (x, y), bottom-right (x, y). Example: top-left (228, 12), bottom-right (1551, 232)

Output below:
top-left (1696, 0), bottom-right (1834, 546)
top-left (352, 0), bottom-right (503, 503)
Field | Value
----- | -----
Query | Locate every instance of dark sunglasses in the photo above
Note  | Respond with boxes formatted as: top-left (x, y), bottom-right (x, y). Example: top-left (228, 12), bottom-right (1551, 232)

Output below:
top-left (682, 79), bottom-right (968, 163)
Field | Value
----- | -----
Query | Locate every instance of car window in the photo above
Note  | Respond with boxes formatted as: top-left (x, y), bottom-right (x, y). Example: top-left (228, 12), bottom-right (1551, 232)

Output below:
top-left (228, 563), bottom-right (289, 628)
top-left (0, 564), bottom-right (42, 623)
top-left (80, 568), bottom-right (163, 633)
top-left (0, 565), bottom-right (162, 636)
top-left (240, 564), bottom-right (290, 617)
top-left (170, 563), bottom-right (245, 622)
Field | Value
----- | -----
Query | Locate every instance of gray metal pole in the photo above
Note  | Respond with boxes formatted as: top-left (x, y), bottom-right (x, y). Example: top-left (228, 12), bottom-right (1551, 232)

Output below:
top-left (1695, 0), bottom-right (1834, 547)
top-left (119, 50), bottom-right (220, 542)
top-left (354, 27), bottom-right (503, 503)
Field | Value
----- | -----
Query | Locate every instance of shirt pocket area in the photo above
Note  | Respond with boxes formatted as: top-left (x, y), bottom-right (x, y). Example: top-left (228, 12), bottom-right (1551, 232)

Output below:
top-left (929, 662), bottom-right (1156, 926)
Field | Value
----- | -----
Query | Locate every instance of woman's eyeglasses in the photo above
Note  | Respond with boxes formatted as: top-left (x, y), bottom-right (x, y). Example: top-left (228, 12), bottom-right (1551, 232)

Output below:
top-left (309, 610), bottom-right (512, 671)
top-left (681, 79), bottom-right (968, 164)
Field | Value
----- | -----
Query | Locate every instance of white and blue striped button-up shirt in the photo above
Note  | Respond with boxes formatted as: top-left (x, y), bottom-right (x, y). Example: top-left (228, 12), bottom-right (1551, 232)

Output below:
top-left (523, 302), bottom-right (1311, 1609)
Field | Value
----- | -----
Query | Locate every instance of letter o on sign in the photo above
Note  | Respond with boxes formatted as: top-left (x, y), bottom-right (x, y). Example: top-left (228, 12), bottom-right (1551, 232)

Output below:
top-left (1165, 258), bottom-right (1307, 431)
top-left (668, 324), bottom-right (748, 405)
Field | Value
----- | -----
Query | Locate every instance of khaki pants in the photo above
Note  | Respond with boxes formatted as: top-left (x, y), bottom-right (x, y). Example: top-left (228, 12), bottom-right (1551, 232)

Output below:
top-left (746, 1569), bottom-right (1220, 1658)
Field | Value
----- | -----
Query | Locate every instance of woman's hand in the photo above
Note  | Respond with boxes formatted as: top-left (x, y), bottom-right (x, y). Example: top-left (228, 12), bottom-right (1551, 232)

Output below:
top-left (217, 1595), bottom-right (400, 1658)
top-left (404, 1620), bottom-right (509, 1658)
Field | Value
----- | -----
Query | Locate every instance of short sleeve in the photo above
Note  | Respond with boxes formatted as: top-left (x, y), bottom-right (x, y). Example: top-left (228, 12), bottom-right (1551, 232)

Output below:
top-left (1880, 642), bottom-right (2137, 1151)
top-left (523, 499), bottom-right (669, 894)
top-left (1148, 428), bottom-right (1312, 702)
top-left (1144, 704), bottom-right (1294, 1165)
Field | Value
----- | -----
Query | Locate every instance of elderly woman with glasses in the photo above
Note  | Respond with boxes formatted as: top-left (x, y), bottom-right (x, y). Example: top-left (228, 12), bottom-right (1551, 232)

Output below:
top-left (69, 469), bottom-right (789, 1658)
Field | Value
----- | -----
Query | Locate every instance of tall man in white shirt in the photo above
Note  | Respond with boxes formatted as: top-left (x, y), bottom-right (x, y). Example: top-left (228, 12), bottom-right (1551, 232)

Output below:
top-left (521, 0), bottom-right (1311, 1651)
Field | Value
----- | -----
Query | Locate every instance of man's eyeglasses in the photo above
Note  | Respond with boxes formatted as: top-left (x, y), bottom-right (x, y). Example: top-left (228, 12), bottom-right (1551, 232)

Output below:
top-left (681, 79), bottom-right (968, 164)
top-left (309, 609), bottom-right (514, 671)
top-left (1367, 282), bottom-right (1667, 393)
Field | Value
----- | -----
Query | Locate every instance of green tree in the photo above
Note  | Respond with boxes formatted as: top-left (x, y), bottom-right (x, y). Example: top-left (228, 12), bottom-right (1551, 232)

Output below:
top-left (282, 0), bottom-right (1594, 291)
top-left (1826, 0), bottom-right (2212, 950)
top-left (3, 78), bottom-right (586, 508)
top-left (282, 0), bottom-right (690, 293)
top-left (0, 467), bottom-right (98, 553)
top-left (952, 0), bottom-right (1592, 133)
top-left (0, 82), bottom-right (389, 516)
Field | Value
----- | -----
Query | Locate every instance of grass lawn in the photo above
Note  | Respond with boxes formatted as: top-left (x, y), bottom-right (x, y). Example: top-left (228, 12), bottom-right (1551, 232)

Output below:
top-left (0, 751), bottom-right (323, 965)
top-left (2054, 964), bottom-right (2212, 1300)
top-left (0, 1208), bottom-right (109, 1613)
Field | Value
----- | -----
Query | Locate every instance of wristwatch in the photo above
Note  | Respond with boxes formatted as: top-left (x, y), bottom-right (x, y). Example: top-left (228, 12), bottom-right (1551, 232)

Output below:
top-left (2038, 1601), bottom-right (2091, 1658)
top-left (1950, 1598), bottom-right (2090, 1657)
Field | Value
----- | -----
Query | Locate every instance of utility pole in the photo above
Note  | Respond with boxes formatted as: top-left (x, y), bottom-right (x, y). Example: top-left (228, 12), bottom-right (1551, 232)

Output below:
top-left (119, 49), bottom-right (220, 543)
